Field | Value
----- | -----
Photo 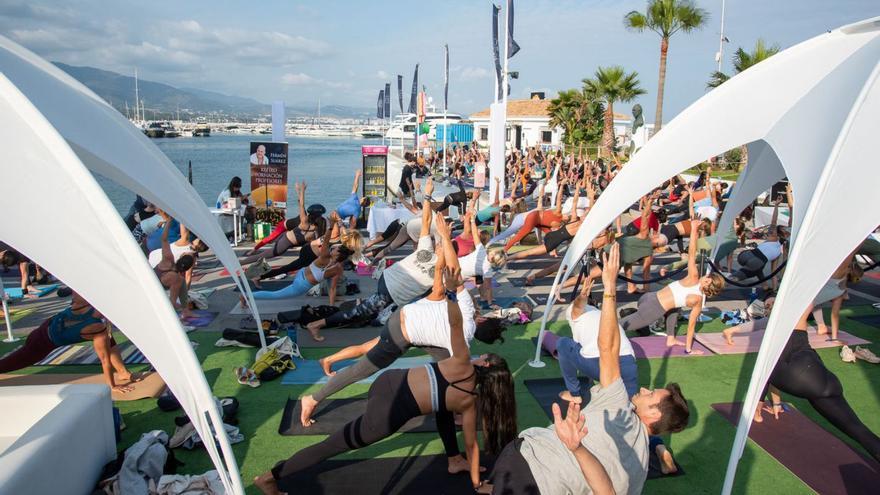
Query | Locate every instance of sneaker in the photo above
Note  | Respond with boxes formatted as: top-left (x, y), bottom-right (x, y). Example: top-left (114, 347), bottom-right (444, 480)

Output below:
top-left (853, 346), bottom-right (880, 364)
top-left (840, 345), bottom-right (856, 363)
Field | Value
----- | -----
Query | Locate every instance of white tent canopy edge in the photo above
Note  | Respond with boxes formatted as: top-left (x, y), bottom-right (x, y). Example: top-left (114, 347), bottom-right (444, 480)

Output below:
top-left (0, 35), bottom-right (266, 348)
top-left (0, 75), bottom-right (243, 493)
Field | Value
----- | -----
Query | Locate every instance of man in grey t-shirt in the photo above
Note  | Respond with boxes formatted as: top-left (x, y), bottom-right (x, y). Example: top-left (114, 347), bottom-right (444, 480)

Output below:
top-left (483, 244), bottom-right (691, 494)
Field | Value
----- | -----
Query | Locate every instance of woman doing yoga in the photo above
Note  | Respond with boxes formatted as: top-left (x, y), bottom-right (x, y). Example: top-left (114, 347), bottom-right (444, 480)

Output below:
top-left (153, 212), bottom-right (195, 317)
top-left (731, 194), bottom-right (790, 289)
top-left (241, 182), bottom-right (327, 262)
top-left (334, 169), bottom-right (365, 229)
top-left (503, 177), bottom-right (567, 252)
top-left (507, 178), bottom-right (592, 261)
top-left (254, 269), bottom-right (517, 495)
top-left (253, 225), bottom-right (362, 290)
top-left (0, 291), bottom-right (134, 392)
top-left (753, 304), bottom-right (880, 463)
top-left (619, 221), bottom-right (726, 353)
top-left (243, 212), bottom-right (353, 320)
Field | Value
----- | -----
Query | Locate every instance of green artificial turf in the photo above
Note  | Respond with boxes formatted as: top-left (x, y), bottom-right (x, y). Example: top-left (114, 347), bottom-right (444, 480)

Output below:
top-left (1, 309), bottom-right (878, 494)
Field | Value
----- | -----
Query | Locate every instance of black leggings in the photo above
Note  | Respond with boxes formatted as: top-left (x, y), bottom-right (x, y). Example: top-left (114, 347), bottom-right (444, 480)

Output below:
top-left (324, 277), bottom-right (395, 328)
top-left (768, 331), bottom-right (880, 463)
top-left (619, 291), bottom-right (678, 337)
top-left (260, 243), bottom-right (318, 280)
top-left (490, 439), bottom-right (540, 494)
top-left (369, 222), bottom-right (411, 260)
top-left (272, 369), bottom-right (423, 490)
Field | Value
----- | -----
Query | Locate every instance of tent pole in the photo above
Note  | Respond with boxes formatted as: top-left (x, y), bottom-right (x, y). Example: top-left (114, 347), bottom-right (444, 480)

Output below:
top-left (0, 279), bottom-right (17, 343)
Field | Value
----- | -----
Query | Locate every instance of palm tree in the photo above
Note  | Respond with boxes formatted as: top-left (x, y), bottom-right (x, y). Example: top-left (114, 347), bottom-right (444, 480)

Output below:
top-left (707, 38), bottom-right (781, 89)
top-left (548, 89), bottom-right (605, 149)
top-left (583, 66), bottom-right (646, 157)
top-left (625, 0), bottom-right (708, 133)
top-left (707, 39), bottom-right (780, 169)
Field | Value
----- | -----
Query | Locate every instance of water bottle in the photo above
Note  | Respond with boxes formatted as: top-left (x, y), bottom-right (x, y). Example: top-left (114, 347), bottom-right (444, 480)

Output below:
top-left (748, 287), bottom-right (758, 305)
top-left (216, 200), bottom-right (221, 209)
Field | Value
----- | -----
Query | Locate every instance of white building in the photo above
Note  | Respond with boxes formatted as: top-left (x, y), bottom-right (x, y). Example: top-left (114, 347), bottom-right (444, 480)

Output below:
top-left (470, 93), bottom-right (640, 152)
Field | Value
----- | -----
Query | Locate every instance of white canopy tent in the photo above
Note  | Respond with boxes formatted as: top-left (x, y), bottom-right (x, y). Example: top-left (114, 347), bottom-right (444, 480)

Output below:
top-left (524, 15), bottom-right (880, 492)
top-left (0, 75), bottom-right (243, 493)
top-left (0, 35), bottom-right (266, 348)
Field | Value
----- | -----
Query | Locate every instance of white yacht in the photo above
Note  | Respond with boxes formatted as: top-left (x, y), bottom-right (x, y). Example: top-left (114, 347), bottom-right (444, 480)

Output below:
top-left (384, 111), bottom-right (462, 142)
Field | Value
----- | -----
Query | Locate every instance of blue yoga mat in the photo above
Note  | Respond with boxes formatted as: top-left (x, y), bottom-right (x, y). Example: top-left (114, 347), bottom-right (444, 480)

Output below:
top-left (281, 355), bottom-right (437, 385)
top-left (3, 284), bottom-right (59, 300)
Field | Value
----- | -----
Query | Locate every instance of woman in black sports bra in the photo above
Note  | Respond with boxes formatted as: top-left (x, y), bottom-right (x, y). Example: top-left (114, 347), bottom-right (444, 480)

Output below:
top-left (255, 267), bottom-right (517, 495)
top-left (240, 182), bottom-right (327, 263)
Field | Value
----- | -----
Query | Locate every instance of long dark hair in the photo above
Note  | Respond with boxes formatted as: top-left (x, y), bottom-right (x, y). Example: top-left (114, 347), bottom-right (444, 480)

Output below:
top-left (228, 177), bottom-right (243, 197)
top-left (476, 353), bottom-right (517, 455)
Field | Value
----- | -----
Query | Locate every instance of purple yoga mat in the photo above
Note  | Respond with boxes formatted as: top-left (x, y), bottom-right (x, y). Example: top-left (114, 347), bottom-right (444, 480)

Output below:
top-left (713, 402), bottom-right (880, 494)
top-left (629, 336), bottom-right (711, 358)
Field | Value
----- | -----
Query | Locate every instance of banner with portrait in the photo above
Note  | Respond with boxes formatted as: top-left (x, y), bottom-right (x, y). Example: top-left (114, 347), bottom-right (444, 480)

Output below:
top-left (249, 141), bottom-right (288, 208)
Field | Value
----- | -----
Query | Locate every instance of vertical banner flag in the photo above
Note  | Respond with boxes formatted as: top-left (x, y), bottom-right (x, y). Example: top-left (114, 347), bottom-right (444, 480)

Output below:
top-left (444, 44), bottom-right (449, 112)
top-left (397, 75), bottom-right (404, 113)
top-left (507, 0), bottom-right (520, 59)
top-left (249, 141), bottom-right (289, 208)
top-left (271, 100), bottom-right (285, 143)
top-left (377, 90), bottom-right (384, 119)
top-left (384, 83), bottom-right (391, 119)
top-left (492, 5), bottom-right (502, 101)
top-left (408, 64), bottom-right (419, 114)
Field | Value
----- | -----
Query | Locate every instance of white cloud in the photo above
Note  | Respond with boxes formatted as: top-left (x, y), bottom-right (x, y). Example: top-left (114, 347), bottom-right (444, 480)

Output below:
top-left (459, 67), bottom-right (490, 81)
top-left (376, 70), bottom-right (389, 79)
top-left (281, 72), bottom-right (316, 85)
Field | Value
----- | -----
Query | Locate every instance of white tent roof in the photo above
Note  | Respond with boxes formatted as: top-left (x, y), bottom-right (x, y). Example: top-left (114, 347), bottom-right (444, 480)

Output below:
top-left (0, 35), bottom-right (264, 342)
top-left (526, 15), bottom-right (880, 493)
top-left (0, 74), bottom-right (243, 493)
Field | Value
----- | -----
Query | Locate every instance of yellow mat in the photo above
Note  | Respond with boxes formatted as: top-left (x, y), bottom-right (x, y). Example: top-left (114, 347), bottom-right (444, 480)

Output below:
top-left (0, 371), bottom-right (166, 401)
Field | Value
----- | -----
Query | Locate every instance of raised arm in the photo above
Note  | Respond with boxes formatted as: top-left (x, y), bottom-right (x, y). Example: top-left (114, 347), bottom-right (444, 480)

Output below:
top-left (351, 169), bottom-right (361, 195)
top-left (785, 183), bottom-right (794, 227)
top-left (554, 178), bottom-right (566, 215)
top-left (553, 402), bottom-right (614, 495)
top-left (570, 270), bottom-right (595, 320)
top-left (492, 176), bottom-right (501, 206)
top-left (686, 215), bottom-right (700, 279)
top-left (419, 178), bottom-right (435, 238)
top-left (598, 244), bottom-right (621, 387)
top-left (159, 213), bottom-right (174, 263)
top-left (444, 267), bottom-right (470, 363)
top-left (296, 182), bottom-right (309, 230)
top-left (319, 212), bottom-right (336, 258)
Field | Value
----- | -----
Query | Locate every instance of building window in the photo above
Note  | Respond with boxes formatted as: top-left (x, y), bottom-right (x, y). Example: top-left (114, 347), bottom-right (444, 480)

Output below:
top-left (480, 127), bottom-right (488, 140)
top-left (541, 130), bottom-right (552, 143)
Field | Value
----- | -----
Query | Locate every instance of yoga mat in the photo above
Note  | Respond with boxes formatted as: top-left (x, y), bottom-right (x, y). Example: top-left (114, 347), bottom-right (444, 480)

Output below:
top-left (275, 454), bottom-right (487, 494)
top-left (179, 310), bottom-right (218, 328)
top-left (524, 377), bottom-right (595, 420)
top-left (0, 341), bottom-right (149, 366)
top-left (229, 299), bottom-right (296, 315)
top-left (848, 314), bottom-right (880, 328)
top-left (279, 398), bottom-right (446, 435)
top-left (296, 326), bottom-right (380, 348)
top-left (0, 371), bottom-right (166, 401)
top-left (233, 280), bottom-right (291, 292)
top-left (695, 328), bottom-right (870, 355)
top-left (3, 284), bottom-right (59, 300)
top-left (0, 308), bottom-right (34, 325)
top-left (629, 336), bottom-right (711, 358)
top-left (615, 288), bottom-right (752, 304)
top-left (482, 296), bottom-right (532, 309)
top-left (281, 355), bottom-right (440, 386)
top-left (530, 337), bottom-right (556, 358)
top-left (712, 402), bottom-right (880, 494)
top-left (509, 277), bottom-right (557, 288)
top-left (464, 278), bottom-right (500, 290)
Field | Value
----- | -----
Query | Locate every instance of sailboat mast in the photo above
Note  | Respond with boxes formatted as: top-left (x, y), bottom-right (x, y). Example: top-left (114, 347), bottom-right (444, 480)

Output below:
top-left (134, 68), bottom-right (140, 122)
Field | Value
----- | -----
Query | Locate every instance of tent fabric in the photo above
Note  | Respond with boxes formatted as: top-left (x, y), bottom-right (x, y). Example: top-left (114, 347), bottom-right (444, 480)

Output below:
top-left (723, 52), bottom-right (880, 493)
top-left (0, 75), bottom-right (243, 493)
top-left (711, 142), bottom-right (785, 260)
top-left (0, 35), bottom-right (265, 349)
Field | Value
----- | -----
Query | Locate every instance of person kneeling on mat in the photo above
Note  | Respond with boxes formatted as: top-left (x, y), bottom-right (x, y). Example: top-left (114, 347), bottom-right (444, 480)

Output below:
top-left (484, 244), bottom-right (690, 494)
top-left (0, 290), bottom-right (135, 393)
top-left (254, 269), bottom-right (516, 495)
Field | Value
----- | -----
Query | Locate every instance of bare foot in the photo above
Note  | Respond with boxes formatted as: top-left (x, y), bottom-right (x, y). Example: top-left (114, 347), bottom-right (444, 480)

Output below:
top-left (684, 348), bottom-right (704, 355)
top-left (753, 403), bottom-right (764, 423)
top-left (300, 394), bottom-right (318, 427)
top-left (112, 384), bottom-right (135, 394)
top-left (319, 358), bottom-right (336, 377)
top-left (659, 267), bottom-right (668, 277)
top-left (239, 296), bottom-right (248, 308)
top-left (722, 329), bottom-right (735, 346)
top-left (558, 390), bottom-right (582, 404)
top-left (666, 338), bottom-right (686, 347)
top-left (252, 278), bottom-right (263, 289)
top-left (627, 283), bottom-right (637, 294)
top-left (307, 326), bottom-right (325, 342)
top-left (656, 444), bottom-right (678, 475)
top-left (816, 324), bottom-right (829, 336)
top-left (525, 275), bottom-right (535, 286)
top-left (447, 455), bottom-right (487, 474)
top-left (254, 472), bottom-right (286, 495)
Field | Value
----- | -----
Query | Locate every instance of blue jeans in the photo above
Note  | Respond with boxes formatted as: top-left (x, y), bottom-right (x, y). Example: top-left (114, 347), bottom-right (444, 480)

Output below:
top-left (557, 337), bottom-right (639, 399)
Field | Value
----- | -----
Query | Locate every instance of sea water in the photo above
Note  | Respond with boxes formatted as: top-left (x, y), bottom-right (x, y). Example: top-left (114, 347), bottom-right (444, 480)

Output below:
top-left (95, 134), bottom-right (381, 215)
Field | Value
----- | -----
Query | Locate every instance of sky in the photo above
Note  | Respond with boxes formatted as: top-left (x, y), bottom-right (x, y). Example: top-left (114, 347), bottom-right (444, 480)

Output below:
top-left (1, 0), bottom-right (876, 120)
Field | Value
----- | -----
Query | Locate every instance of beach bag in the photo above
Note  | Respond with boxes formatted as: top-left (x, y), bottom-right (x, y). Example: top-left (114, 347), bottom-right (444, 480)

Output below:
top-left (188, 291), bottom-right (209, 310)
top-left (244, 258), bottom-right (271, 279)
top-left (297, 305), bottom-right (340, 325)
top-left (747, 299), bottom-right (766, 319)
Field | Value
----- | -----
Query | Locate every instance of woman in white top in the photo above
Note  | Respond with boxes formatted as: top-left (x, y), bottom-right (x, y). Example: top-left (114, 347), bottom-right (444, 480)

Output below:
top-left (731, 196), bottom-right (790, 288)
top-left (458, 210), bottom-right (507, 307)
top-left (619, 222), bottom-right (726, 354)
top-left (299, 224), bottom-right (481, 475)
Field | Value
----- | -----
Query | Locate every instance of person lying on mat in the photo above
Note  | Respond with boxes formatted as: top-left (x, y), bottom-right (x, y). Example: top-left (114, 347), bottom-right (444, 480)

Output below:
top-left (619, 221), bottom-right (726, 354)
top-left (251, 226), bottom-right (362, 288)
top-left (300, 243), bottom-right (481, 475)
top-left (754, 303), bottom-right (880, 463)
top-left (254, 273), bottom-right (517, 495)
top-left (153, 212), bottom-right (195, 319)
top-left (485, 244), bottom-right (689, 494)
top-left (147, 224), bottom-right (209, 288)
top-left (457, 211), bottom-right (507, 307)
top-left (305, 182), bottom-right (441, 338)
top-left (729, 196), bottom-right (789, 290)
top-left (0, 290), bottom-right (134, 393)
top-left (0, 243), bottom-right (46, 297)
top-left (241, 182), bottom-right (327, 260)
top-left (242, 212), bottom-right (354, 315)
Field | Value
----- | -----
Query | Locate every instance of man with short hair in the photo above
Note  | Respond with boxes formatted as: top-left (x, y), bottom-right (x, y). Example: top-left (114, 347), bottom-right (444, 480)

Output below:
top-left (484, 243), bottom-right (690, 494)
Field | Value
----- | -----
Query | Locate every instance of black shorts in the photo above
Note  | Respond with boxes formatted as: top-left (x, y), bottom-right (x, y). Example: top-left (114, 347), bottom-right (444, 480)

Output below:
top-left (489, 439), bottom-right (540, 494)
top-left (543, 228), bottom-right (572, 252)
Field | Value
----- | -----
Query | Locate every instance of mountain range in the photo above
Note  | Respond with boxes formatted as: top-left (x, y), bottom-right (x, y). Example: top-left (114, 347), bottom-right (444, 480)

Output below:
top-left (54, 62), bottom-right (372, 120)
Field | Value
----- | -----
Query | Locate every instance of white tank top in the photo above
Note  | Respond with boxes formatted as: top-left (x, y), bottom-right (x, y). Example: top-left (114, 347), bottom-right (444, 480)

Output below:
top-left (667, 279), bottom-right (703, 308)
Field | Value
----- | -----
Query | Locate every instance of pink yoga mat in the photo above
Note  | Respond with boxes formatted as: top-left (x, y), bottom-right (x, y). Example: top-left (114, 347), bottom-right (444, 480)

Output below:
top-left (713, 402), bottom-right (880, 494)
top-left (629, 336), bottom-right (711, 358)
top-left (696, 328), bottom-right (870, 355)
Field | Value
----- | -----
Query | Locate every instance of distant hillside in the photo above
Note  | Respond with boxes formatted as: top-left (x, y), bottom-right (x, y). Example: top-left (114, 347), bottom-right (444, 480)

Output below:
top-left (53, 62), bottom-right (371, 119)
